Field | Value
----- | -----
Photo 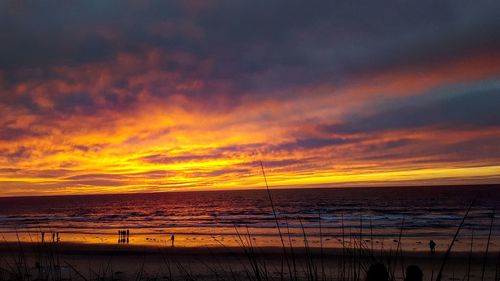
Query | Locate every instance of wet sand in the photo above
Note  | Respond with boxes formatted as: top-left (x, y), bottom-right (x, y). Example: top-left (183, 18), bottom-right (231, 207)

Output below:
top-left (1, 229), bottom-right (496, 253)
top-left (0, 242), bottom-right (498, 280)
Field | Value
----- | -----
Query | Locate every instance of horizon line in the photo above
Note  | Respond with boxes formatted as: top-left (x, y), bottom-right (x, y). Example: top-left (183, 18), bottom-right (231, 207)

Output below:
top-left (1, 182), bottom-right (499, 200)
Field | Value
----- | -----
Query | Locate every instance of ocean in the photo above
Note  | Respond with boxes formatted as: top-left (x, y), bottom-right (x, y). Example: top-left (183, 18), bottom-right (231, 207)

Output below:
top-left (0, 185), bottom-right (498, 252)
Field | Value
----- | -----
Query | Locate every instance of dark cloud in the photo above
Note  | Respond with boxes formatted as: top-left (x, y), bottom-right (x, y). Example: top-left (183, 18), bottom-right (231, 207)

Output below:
top-left (0, 1), bottom-right (182, 70)
top-left (71, 179), bottom-right (127, 187)
top-left (1, 0), bottom-right (500, 108)
top-left (191, 168), bottom-right (252, 178)
top-left (240, 159), bottom-right (306, 169)
top-left (72, 144), bottom-right (108, 153)
top-left (276, 137), bottom-right (363, 151)
top-left (327, 81), bottom-right (500, 134)
top-left (140, 153), bottom-right (221, 164)
top-left (55, 92), bottom-right (96, 113)
top-left (65, 173), bottom-right (128, 181)
top-left (129, 170), bottom-right (170, 179)
top-left (65, 170), bottom-right (171, 181)
top-left (365, 139), bottom-right (415, 151)
top-left (0, 127), bottom-right (39, 141)
top-left (357, 134), bottom-right (500, 164)
top-left (0, 147), bottom-right (31, 161)
top-left (0, 168), bottom-right (20, 173)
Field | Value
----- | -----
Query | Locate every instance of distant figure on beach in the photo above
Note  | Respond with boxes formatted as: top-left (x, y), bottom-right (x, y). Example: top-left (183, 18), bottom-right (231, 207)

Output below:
top-left (52, 232), bottom-right (55, 242)
top-left (405, 265), bottom-right (423, 281)
top-left (117, 229), bottom-right (130, 244)
top-left (171, 234), bottom-right (175, 247)
top-left (41, 232), bottom-right (45, 243)
top-left (429, 240), bottom-right (436, 254)
top-left (365, 263), bottom-right (389, 281)
top-left (56, 232), bottom-right (60, 242)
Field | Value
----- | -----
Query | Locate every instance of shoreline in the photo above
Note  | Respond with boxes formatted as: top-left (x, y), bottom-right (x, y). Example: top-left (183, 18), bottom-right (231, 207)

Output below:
top-left (0, 241), bottom-right (490, 257)
top-left (1, 230), bottom-right (497, 254)
top-left (1, 183), bottom-right (498, 199)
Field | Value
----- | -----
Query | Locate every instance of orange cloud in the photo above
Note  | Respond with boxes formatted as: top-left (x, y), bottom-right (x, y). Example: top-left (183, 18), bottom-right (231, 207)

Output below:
top-left (1, 46), bottom-right (500, 196)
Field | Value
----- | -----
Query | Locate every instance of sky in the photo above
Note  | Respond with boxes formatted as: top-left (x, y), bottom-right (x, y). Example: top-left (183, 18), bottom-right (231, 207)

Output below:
top-left (1, 1), bottom-right (500, 196)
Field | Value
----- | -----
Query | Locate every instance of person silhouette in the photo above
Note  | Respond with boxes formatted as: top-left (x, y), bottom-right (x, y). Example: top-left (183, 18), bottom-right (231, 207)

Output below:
top-left (405, 265), bottom-right (423, 281)
top-left (429, 240), bottom-right (436, 254)
top-left (41, 232), bottom-right (45, 243)
top-left (171, 234), bottom-right (175, 247)
top-left (365, 263), bottom-right (389, 281)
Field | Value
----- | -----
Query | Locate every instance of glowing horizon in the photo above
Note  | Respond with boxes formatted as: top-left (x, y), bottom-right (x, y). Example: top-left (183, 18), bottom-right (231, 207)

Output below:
top-left (1, 1), bottom-right (500, 196)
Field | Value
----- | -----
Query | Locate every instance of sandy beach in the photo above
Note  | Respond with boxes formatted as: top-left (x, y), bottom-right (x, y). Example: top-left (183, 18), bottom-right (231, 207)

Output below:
top-left (0, 242), bottom-right (498, 281)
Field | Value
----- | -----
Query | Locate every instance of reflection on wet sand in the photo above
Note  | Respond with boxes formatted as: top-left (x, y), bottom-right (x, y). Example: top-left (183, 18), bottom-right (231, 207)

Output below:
top-left (0, 229), bottom-right (497, 253)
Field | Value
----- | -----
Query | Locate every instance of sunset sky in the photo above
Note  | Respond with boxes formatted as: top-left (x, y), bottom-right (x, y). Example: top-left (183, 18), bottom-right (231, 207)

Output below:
top-left (1, 1), bottom-right (500, 196)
